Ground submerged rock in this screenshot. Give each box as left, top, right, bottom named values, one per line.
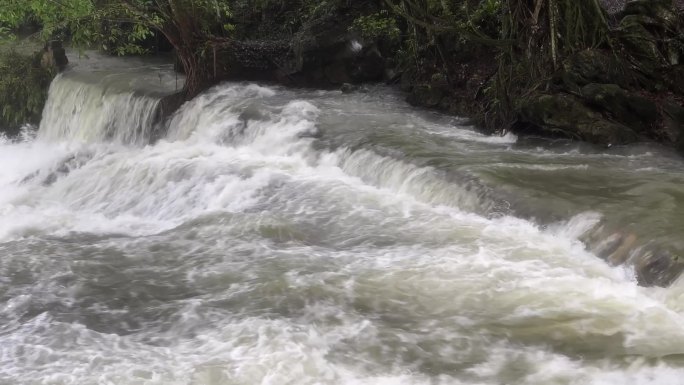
left=635, top=249, right=684, bottom=287
left=587, top=229, right=684, bottom=287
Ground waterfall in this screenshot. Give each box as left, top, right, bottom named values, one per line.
left=38, top=74, right=162, bottom=145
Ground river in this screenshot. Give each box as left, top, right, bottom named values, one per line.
left=1, top=57, right=684, bottom=384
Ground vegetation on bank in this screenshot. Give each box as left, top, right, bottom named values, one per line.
left=0, top=48, right=53, bottom=134
left=0, top=0, right=682, bottom=149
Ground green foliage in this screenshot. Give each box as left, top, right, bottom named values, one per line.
left=351, top=11, right=401, bottom=41
left=0, top=49, right=52, bottom=132
left=0, top=0, right=93, bottom=39
left=466, top=0, right=502, bottom=38
left=0, top=0, right=236, bottom=55
left=100, top=22, right=154, bottom=56
left=386, top=0, right=613, bottom=131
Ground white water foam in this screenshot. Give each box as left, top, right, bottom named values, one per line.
left=1, top=78, right=684, bottom=384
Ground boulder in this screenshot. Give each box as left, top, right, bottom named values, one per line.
left=348, top=46, right=385, bottom=83
left=561, top=49, right=635, bottom=90
left=324, top=61, right=351, bottom=84
left=621, top=0, right=679, bottom=28
left=517, top=93, right=639, bottom=145
left=635, top=249, right=684, bottom=287
left=340, top=83, right=358, bottom=93
left=616, top=0, right=683, bottom=71
left=617, top=15, right=668, bottom=70
left=662, top=65, right=684, bottom=93
left=406, top=84, right=445, bottom=108
left=662, top=100, right=684, bottom=146
left=399, top=68, right=416, bottom=92
left=580, top=83, right=658, bottom=133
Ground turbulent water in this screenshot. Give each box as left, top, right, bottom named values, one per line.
left=2, top=60, right=684, bottom=384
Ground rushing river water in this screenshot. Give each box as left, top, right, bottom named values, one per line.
left=1, top=59, right=684, bottom=384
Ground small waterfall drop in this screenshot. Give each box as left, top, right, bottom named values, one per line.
left=38, top=74, right=163, bottom=144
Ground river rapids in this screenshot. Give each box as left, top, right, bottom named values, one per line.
left=1, top=58, right=684, bottom=385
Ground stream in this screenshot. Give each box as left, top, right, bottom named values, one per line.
left=1, top=56, right=684, bottom=385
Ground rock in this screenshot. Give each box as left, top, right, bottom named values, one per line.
left=662, top=100, right=684, bottom=146
left=517, top=93, right=639, bottom=145
left=622, top=0, right=679, bottom=28
left=581, top=83, right=658, bottom=133
left=662, top=65, right=684, bottom=93
left=324, top=61, right=351, bottom=84
left=561, top=49, right=635, bottom=90
left=40, top=40, right=68, bottom=72
left=399, top=68, right=416, bottom=92
left=616, top=0, right=683, bottom=71
left=635, top=249, right=684, bottom=287
left=406, top=84, right=444, bottom=108
left=340, top=83, right=358, bottom=93
left=384, top=67, right=399, bottom=83
left=348, top=46, right=385, bottom=83
left=282, top=3, right=386, bottom=87
left=617, top=15, right=667, bottom=70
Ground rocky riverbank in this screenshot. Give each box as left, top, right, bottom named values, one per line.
left=400, top=0, right=684, bottom=151
left=197, top=0, right=684, bottom=152
left=3, top=1, right=681, bottom=151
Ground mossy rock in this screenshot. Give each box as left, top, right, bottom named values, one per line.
left=622, top=0, right=679, bottom=28
left=561, top=49, right=635, bottom=90
left=517, top=92, right=639, bottom=145
left=618, top=15, right=668, bottom=70
left=581, top=83, right=658, bottom=133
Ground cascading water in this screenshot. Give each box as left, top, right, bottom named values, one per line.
left=39, top=75, right=161, bottom=144
left=1, top=60, right=684, bottom=385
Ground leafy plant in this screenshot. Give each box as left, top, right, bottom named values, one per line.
left=351, top=11, right=401, bottom=42
left=0, top=49, right=52, bottom=133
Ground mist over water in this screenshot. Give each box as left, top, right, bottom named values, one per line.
left=1, top=66, right=684, bottom=384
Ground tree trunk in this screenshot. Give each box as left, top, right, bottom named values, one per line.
left=175, top=45, right=210, bottom=100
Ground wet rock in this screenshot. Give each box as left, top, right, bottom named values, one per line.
left=517, top=93, right=639, bottom=145
left=662, top=65, right=684, bottom=93
left=324, top=61, right=351, bottom=84
left=617, top=15, right=667, bottom=70
left=581, top=83, right=658, bottom=133
left=399, top=68, right=416, bottom=92
left=600, top=232, right=638, bottom=265
left=340, top=83, right=358, bottom=93
left=406, top=84, right=444, bottom=108
left=586, top=228, right=684, bottom=287
left=621, top=0, right=679, bottom=27
left=561, top=49, right=635, bottom=90
left=348, top=46, right=385, bottom=83
left=616, top=0, right=683, bottom=75
left=662, top=100, right=684, bottom=148
left=635, top=249, right=684, bottom=287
